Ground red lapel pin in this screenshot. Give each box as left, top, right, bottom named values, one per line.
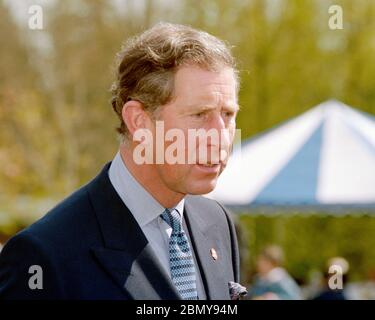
left=210, top=248, right=218, bottom=260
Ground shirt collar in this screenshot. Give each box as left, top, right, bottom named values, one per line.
left=108, top=151, right=185, bottom=228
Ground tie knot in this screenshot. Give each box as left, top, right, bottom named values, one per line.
left=161, top=208, right=182, bottom=232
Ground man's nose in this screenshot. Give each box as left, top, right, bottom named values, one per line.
left=209, top=112, right=226, bottom=132
left=205, top=113, right=226, bottom=147
left=207, top=113, right=232, bottom=161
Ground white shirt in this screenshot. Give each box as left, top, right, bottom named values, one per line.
left=108, top=151, right=206, bottom=299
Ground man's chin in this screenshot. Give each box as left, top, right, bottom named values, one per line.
left=187, top=180, right=218, bottom=195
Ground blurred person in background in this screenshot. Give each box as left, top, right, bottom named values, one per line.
left=312, top=257, right=349, bottom=300
left=247, top=245, right=302, bottom=300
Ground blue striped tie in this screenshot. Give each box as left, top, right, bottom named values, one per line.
left=161, top=208, right=198, bottom=300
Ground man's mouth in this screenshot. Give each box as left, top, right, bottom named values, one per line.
left=195, top=162, right=222, bottom=174
left=199, top=163, right=219, bottom=167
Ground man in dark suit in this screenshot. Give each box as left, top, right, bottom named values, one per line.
left=0, top=22, right=241, bottom=300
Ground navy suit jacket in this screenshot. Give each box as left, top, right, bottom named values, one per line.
left=0, top=163, right=239, bottom=299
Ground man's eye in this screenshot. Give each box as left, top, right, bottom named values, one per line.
left=223, top=111, right=234, bottom=118
left=193, top=112, right=205, bottom=118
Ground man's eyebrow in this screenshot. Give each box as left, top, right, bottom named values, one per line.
left=230, top=104, right=241, bottom=111
left=182, top=104, right=216, bottom=113
left=185, top=103, right=240, bottom=112
left=222, top=103, right=241, bottom=112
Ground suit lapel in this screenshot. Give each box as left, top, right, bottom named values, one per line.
left=87, top=163, right=180, bottom=300
left=184, top=197, right=231, bottom=300
left=91, top=245, right=180, bottom=300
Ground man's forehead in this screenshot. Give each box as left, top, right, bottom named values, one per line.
left=173, top=66, right=237, bottom=102
left=184, top=92, right=238, bottom=109
left=174, top=65, right=236, bottom=88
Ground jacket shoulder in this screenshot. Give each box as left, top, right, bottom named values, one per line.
left=26, top=185, right=95, bottom=243
left=8, top=180, right=101, bottom=265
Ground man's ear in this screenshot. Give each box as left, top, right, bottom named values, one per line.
left=121, top=100, right=149, bottom=137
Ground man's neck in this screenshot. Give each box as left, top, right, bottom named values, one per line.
left=119, top=144, right=185, bottom=208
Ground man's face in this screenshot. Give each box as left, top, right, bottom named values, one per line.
left=149, top=65, right=239, bottom=195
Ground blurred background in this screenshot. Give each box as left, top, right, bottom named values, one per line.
left=1, top=0, right=375, bottom=299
